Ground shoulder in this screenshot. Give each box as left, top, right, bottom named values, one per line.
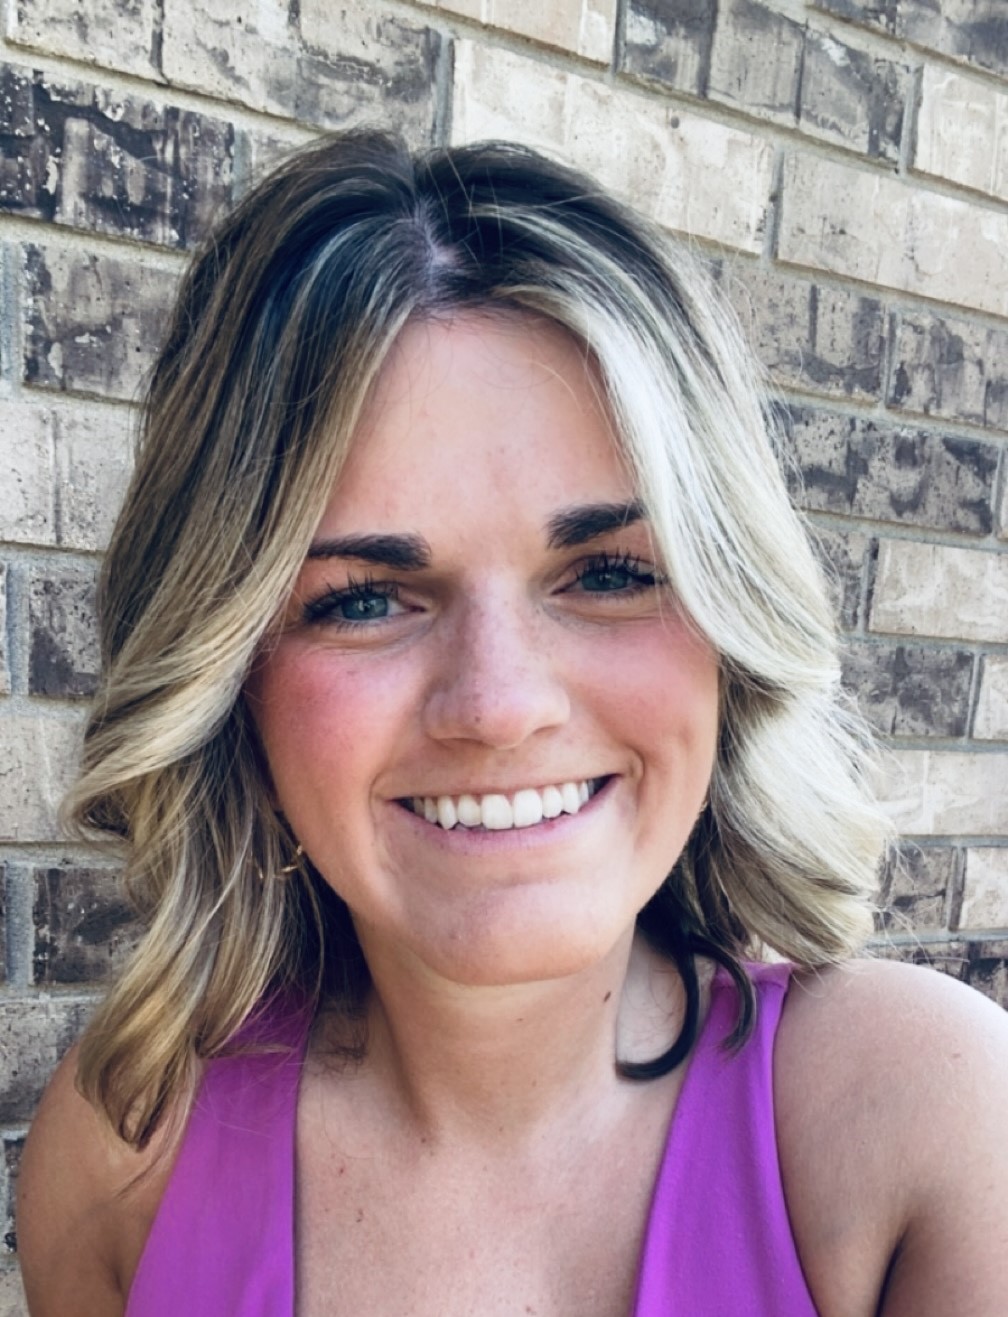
left=17, top=1045, right=178, bottom=1317
left=774, top=957, right=1008, bottom=1315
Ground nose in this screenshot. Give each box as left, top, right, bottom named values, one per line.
left=422, top=594, right=571, bottom=749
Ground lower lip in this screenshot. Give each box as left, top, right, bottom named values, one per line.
left=389, top=778, right=615, bottom=853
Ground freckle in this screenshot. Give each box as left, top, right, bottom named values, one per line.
left=338, top=1164, right=346, bottom=1175
left=356, top=1208, right=364, bottom=1224
left=603, top=991, right=612, bottom=1002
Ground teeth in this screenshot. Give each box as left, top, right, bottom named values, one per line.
left=409, top=779, right=602, bottom=831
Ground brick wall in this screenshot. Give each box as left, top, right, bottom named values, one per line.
left=1, top=0, right=1007, bottom=1304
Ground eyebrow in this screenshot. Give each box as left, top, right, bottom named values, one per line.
left=306, top=532, right=432, bottom=571
left=545, top=499, right=645, bottom=549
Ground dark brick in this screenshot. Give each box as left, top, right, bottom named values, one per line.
left=808, top=522, right=868, bottom=630
left=33, top=866, right=137, bottom=984
left=800, top=29, right=907, bottom=162
left=296, top=15, right=441, bottom=138
left=888, top=310, right=1008, bottom=433
left=787, top=408, right=997, bottom=535
left=0, top=996, right=92, bottom=1122
left=720, top=262, right=884, bottom=398
left=621, top=0, right=717, bottom=96
left=811, top=0, right=1008, bottom=80
left=966, top=938, right=1008, bottom=1008
left=0, top=63, right=234, bottom=248
left=1, top=1135, right=22, bottom=1256
left=841, top=641, right=974, bottom=738
left=878, top=842, right=956, bottom=931
left=28, top=566, right=100, bottom=698
left=0, top=865, right=6, bottom=985
left=709, top=0, right=803, bottom=120
left=22, top=244, right=179, bottom=400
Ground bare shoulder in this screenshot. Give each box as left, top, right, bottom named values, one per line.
left=774, top=957, right=1008, bottom=1316
left=17, top=1045, right=175, bottom=1317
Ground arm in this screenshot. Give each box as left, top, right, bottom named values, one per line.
left=874, top=971, right=1008, bottom=1315
left=777, top=958, right=1008, bottom=1317
left=17, top=1046, right=169, bottom=1317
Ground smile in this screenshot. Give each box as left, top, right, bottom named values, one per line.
left=400, top=778, right=607, bottom=831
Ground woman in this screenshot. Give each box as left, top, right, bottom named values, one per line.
left=17, top=131, right=1008, bottom=1315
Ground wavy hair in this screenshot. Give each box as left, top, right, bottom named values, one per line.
left=68, top=130, right=889, bottom=1145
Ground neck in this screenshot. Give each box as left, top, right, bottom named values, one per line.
left=344, top=931, right=689, bottom=1150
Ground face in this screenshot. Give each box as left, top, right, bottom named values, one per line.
left=246, top=314, right=719, bottom=988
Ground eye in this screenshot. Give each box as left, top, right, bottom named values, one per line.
left=570, top=552, right=662, bottom=595
left=303, top=576, right=406, bottom=628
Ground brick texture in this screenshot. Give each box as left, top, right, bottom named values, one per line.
left=719, top=263, right=884, bottom=399
left=882, top=750, right=1008, bottom=836
left=6, top=0, right=160, bottom=80
left=841, top=641, right=973, bottom=738
left=974, top=656, right=1008, bottom=741
left=878, top=842, right=956, bottom=931
left=1, top=1136, right=22, bottom=1256
left=162, top=1, right=440, bottom=143
left=452, top=40, right=775, bottom=252
left=870, top=542, right=1008, bottom=643
left=431, top=0, right=617, bottom=63
left=22, top=245, right=180, bottom=401
left=0, top=997, right=91, bottom=1122
left=787, top=408, right=998, bottom=535
left=960, top=849, right=1008, bottom=929
left=778, top=152, right=1008, bottom=317
left=27, top=566, right=100, bottom=699
left=624, top=1, right=908, bottom=161
left=914, top=64, right=1008, bottom=202
left=0, top=65, right=234, bottom=249
left=887, top=309, right=1008, bottom=432
left=0, top=715, right=82, bottom=843
left=0, top=566, right=9, bottom=698
left=33, top=867, right=138, bottom=984
left=811, top=1, right=1008, bottom=81
left=810, top=523, right=868, bottom=630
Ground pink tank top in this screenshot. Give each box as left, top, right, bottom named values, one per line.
left=126, top=962, right=818, bottom=1315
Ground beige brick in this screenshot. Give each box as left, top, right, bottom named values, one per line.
left=974, top=655, right=1008, bottom=741
left=161, top=0, right=296, bottom=112
left=163, top=1, right=439, bottom=142
left=55, top=407, right=134, bottom=552
left=882, top=749, right=1008, bottom=836
left=778, top=153, right=1008, bottom=318
left=0, top=565, right=8, bottom=697
left=0, top=404, right=55, bottom=546
left=0, top=714, right=83, bottom=843
left=0, top=1266, right=27, bottom=1317
left=452, top=42, right=774, bottom=253
left=914, top=64, right=1008, bottom=202
left=870, top=541, right=1008, bottom=643
left=960, top=848, right=1008, bottom=929
left=430, top=0, right=617, bottom=64
left=6, top=0, right=159, bottom=80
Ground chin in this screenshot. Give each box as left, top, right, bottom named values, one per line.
left=407, top=894, right=634, bottom=988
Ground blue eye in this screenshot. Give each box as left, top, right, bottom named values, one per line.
left=573, top=553, right=660, bottom=594
left=303, top=576, right=403, bottom=627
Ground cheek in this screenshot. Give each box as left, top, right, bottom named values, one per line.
left=247, top=649, right=411, bottom=809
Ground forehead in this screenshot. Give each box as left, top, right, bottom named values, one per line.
left=315, top=313, right=636, bottom=541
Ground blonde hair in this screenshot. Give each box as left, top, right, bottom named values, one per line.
left=69, top=130, right=888, bottom=1143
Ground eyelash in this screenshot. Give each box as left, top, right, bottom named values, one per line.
left=301, top=551, right=664, bottom=630
left=302, top=574, right=402, bottom=629
left=570, top=551, right=664, bottom=594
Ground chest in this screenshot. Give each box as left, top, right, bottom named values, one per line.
left=293, top=1079, right=681, bottom=1317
